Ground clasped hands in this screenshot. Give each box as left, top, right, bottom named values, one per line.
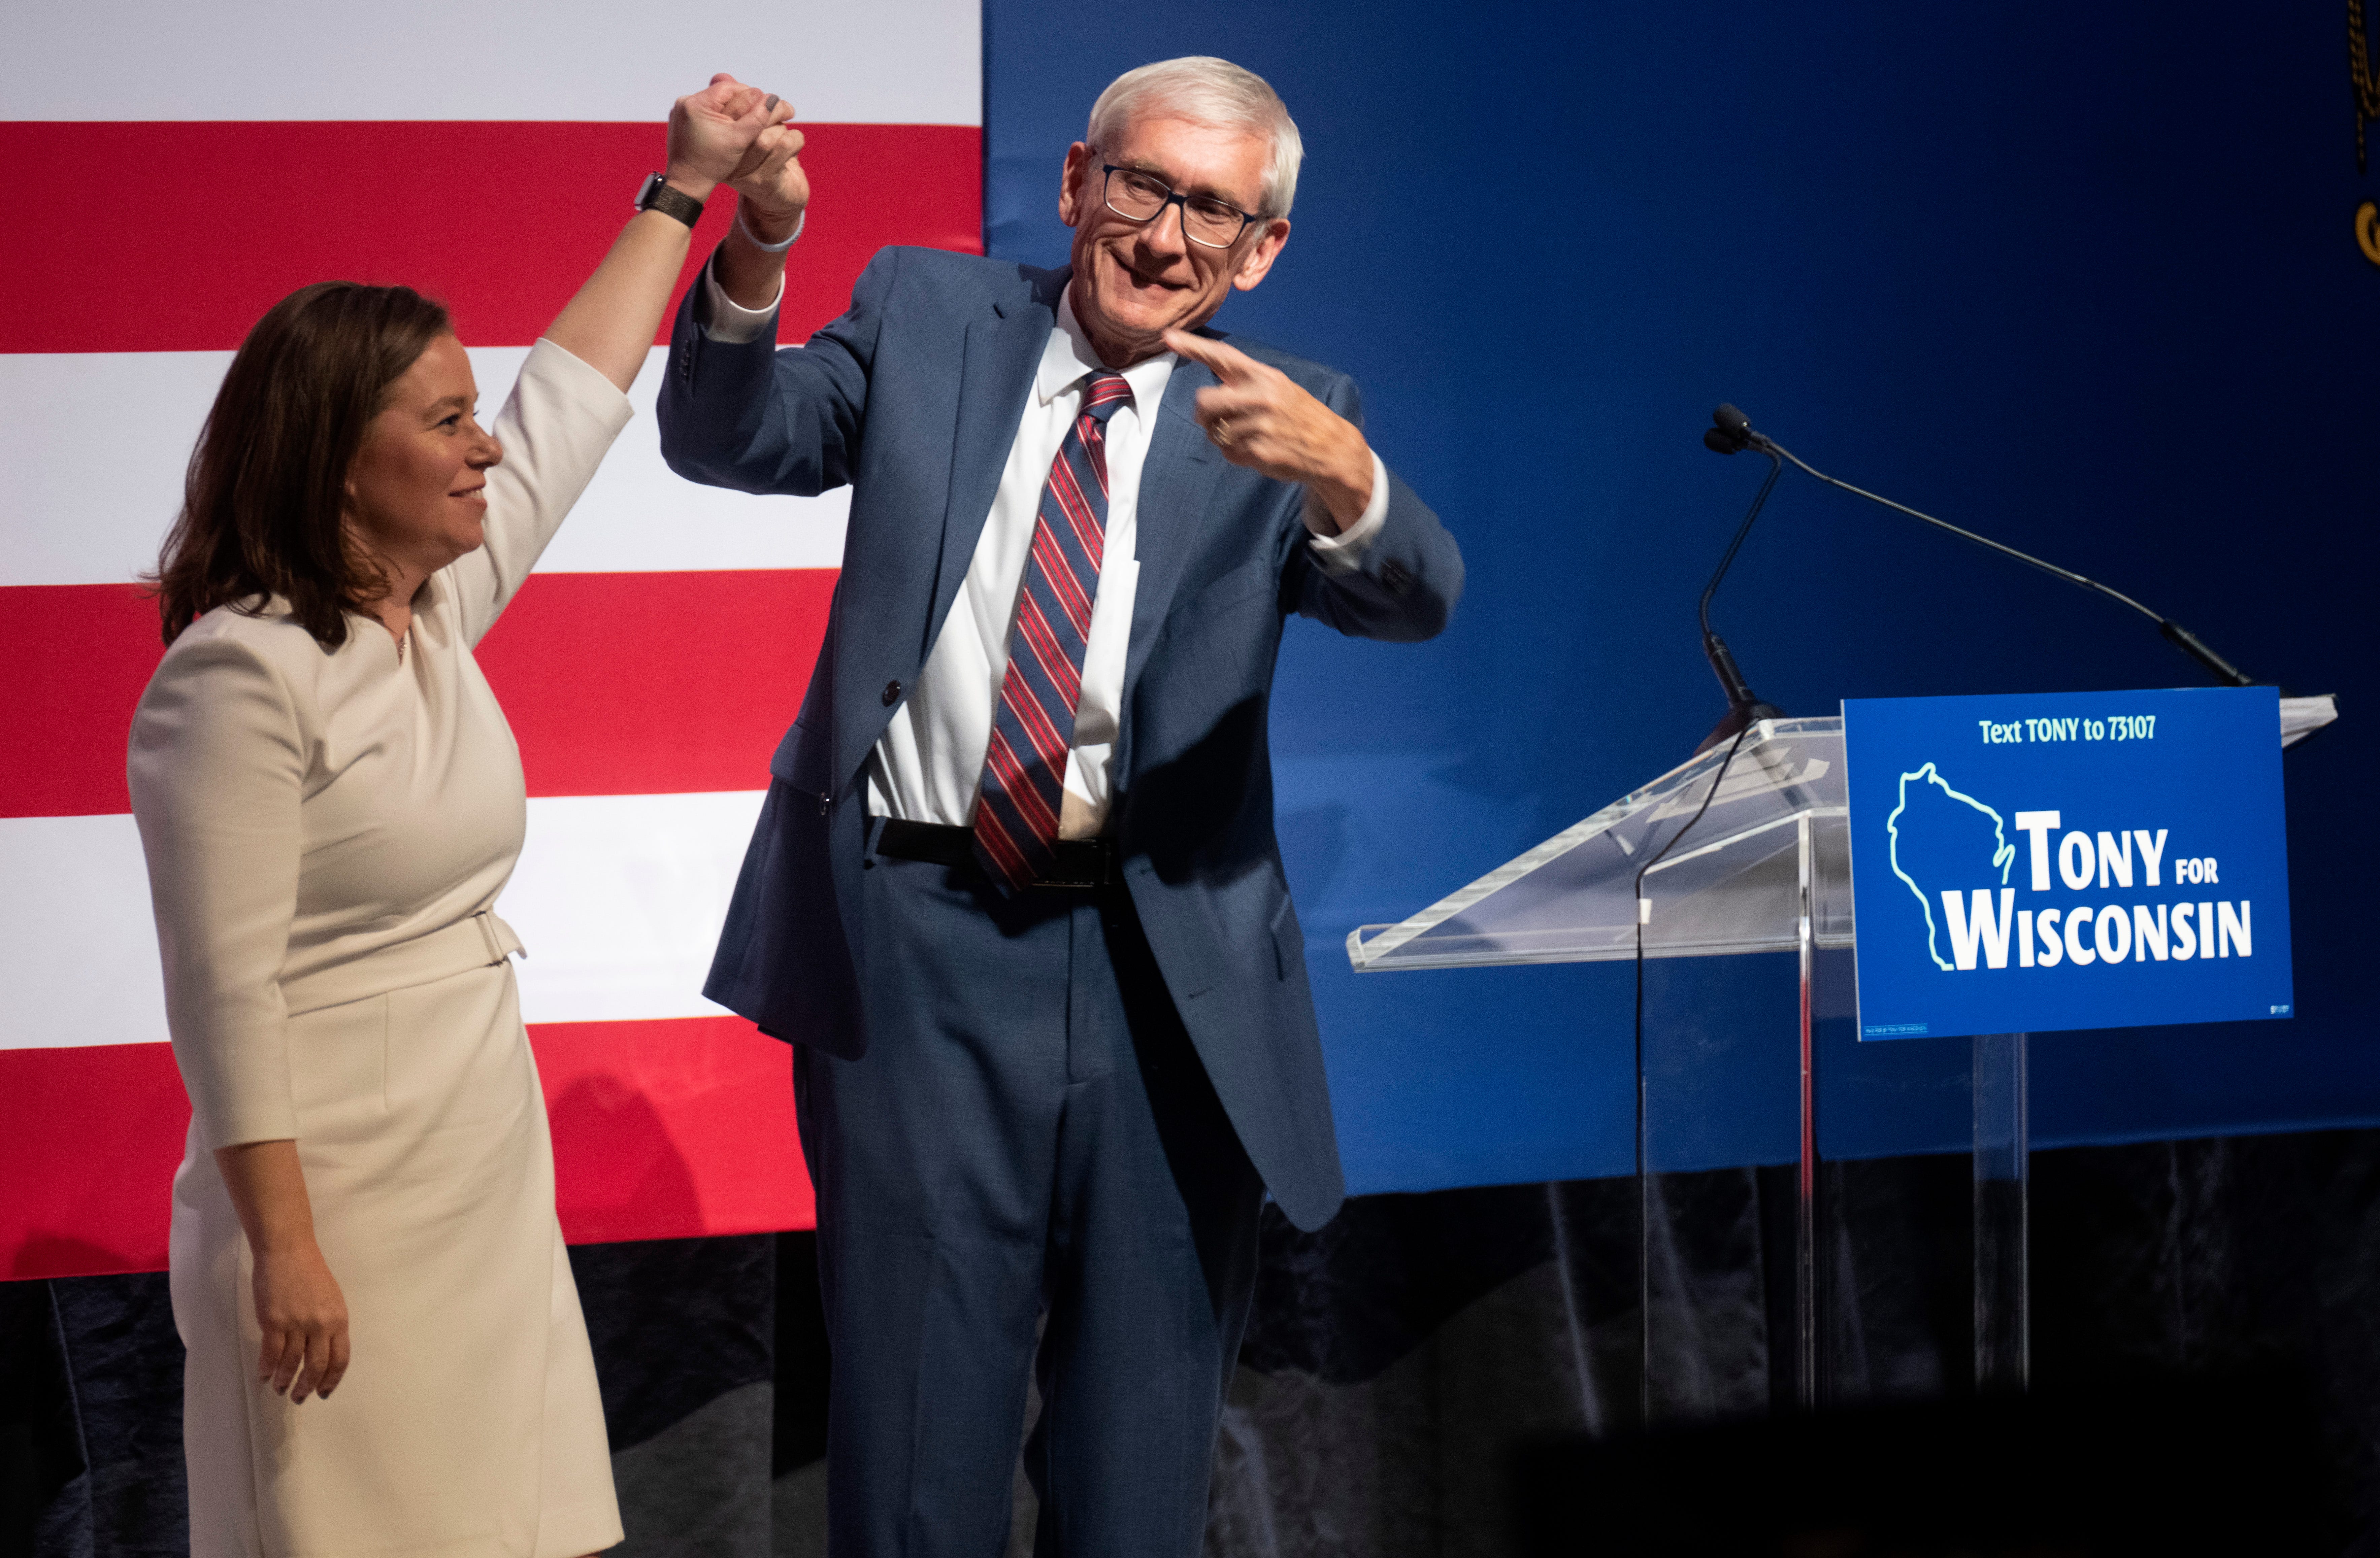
left=663, top=73, right=808, bottom=244
left=1164, top=329, right=1377, bottom=534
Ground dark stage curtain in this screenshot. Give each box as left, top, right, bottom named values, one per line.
left=8, top=1127, right=2379, bottom=1557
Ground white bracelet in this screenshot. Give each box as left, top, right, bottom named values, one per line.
left=736, top=204, right=804, bottom=253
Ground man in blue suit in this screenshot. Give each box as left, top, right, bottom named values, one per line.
left=660, top=57, right=1461, bottom=1555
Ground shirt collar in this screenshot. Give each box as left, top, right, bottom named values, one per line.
left=1038, top=286, right=1175, bottom=414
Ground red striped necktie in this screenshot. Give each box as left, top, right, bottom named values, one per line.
left=972, top=370, right=1134, bottom=889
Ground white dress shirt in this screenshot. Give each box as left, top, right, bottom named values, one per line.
left=701, top=259, right=1389, bottom=838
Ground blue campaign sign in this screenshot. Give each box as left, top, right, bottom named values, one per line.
left=1840, top=687, right=2292, bottom=1042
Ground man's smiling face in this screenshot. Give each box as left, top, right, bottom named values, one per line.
left=1058, top=113, right=1290, bottom=368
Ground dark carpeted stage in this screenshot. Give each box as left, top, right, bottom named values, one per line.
left=12, top=1125, right=2377, bottom=1555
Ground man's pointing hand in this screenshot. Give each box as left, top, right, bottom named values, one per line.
left=1163, top=329, right=1375, bottom=533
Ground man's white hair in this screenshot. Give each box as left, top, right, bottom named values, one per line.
left=1085, top=57, right=1304, bottom=217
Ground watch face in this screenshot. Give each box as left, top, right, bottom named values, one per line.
left=635, top=171, right=664, bottom=208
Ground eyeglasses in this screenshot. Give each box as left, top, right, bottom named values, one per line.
left=1099, top=164, right=1263, bottom=248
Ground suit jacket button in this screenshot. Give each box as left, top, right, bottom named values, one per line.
left=882, top=680, right=903, bottom=706
left=1381, top=559, right=1413, bottom=598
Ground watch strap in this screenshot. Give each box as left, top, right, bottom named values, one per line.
left=635, top=172, right=706, bottom=229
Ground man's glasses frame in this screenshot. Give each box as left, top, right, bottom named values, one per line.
left=1098, top=164, right=1264, bottom=248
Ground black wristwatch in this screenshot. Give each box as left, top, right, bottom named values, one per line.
left=634, top=172, right=706, bottom=229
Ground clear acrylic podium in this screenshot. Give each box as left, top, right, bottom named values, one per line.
left=1347, top=699, right=2336, bottom=1416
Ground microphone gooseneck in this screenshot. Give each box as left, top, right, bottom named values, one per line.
left=1698, top=403, right=2258, bottom=690
left=1692, top=406, right=1785, bottom=755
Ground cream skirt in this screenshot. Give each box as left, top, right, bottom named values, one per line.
left=172, top=960, right=621, bottom=1558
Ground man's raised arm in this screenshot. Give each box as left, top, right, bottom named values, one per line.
left=655, top=113, right=885, bottom=503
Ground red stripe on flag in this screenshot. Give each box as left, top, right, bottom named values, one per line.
left=0, top=1042, right=189, bottom=1281
left=0, top=569, right=832, bottom=817
left=474, top=569, right=833, bottom=798
left=537, top=1016, right=812, bottom=1246
left=0, top=1018, right=815, bottom=1282
left=0, top=121, right=981, bottom=354
left=0, top=584, right=164, bottom=818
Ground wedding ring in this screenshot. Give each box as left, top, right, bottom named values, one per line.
left=1213, top=418, right=1233, bottom=446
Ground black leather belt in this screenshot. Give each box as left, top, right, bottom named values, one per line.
left=874, top=819, right=1117, bottom=890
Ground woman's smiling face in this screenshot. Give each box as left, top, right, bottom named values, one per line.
left=344, top=333, right=503, bottom=595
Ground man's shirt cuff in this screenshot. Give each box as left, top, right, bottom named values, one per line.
left=698, top=253, right=786, bottom=344
left=1303, top=451, right=1391, bottom=575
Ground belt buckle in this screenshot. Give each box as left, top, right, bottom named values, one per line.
left=1032, top=839, right=1111, bottom=891
left=471, top=909, right=507, bottom=964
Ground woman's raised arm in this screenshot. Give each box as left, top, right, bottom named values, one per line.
left=542, top=74, right=799, bottom=392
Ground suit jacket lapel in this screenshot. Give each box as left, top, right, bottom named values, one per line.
left=922, top=271, right=1065, bottom=658
left=1118, top=361, right=1225, bottom=758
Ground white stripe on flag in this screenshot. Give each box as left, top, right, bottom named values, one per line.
left=0, top=347, right=847, bottom=588
left=0, top=812, right=169, bottom=1051
left=3, top=0, right=979, bottom=125
left=0, top=790, right=767, bottom=1051
left=504, top=789, right=766, bottom=1025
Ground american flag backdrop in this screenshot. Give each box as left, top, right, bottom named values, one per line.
left=0, top=1, right=982, bottom=1280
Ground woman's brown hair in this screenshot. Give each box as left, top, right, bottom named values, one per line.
left=149, top=281, right=453, bottom=648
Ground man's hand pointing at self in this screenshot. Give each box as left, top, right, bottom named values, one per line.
left=1163, top=328, right=1375, bottom=534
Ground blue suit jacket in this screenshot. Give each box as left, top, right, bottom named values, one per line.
left=657, top=247, right=1462, bottom=1231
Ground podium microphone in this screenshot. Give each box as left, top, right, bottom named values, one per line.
left=1696, top=403, right=2257, bottom=714
left=1691, top=404, right=1786, bottom=754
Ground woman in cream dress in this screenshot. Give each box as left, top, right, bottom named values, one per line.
left=128, top=77, right=808, bottom=1558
